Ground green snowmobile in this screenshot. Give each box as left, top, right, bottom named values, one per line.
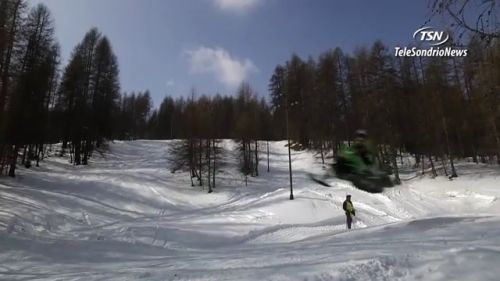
left=332, top=144, right=393, bottom=193
left=309, top=130, right=394, bottom=192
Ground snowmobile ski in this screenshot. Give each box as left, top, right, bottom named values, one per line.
left=308, top=173, right=332, bottom=187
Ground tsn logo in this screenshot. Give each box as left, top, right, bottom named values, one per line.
left=413, top=27, right=450, bottom=46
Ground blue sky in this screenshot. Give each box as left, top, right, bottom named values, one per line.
left=32, top=0, right=436, bottom=106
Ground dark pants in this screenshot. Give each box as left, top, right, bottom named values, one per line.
left=346, top=214, right=353, bottom=229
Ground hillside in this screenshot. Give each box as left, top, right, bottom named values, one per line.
left=1, top=140, right=499, bottom=281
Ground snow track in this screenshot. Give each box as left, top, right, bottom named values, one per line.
left=1, top=140, right=500, bottom=280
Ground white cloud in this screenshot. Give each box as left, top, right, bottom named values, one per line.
left=212, top=0, right=262, bottom=12
left=166, top=79, right=175, bottom=87
left=185, top=46, right=257, bottom=89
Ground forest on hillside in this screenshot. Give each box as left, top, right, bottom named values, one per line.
left=0, top=0, right=499, bottom=188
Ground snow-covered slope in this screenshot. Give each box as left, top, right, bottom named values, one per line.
left=0, top=140, right=499, bottom=280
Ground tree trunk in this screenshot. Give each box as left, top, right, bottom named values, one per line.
left=198, top=139, right=202, bottom=186
left=320, top=142, right=325, bottom=164
left=244, top=142, right=248, bottom=186
left=82, top=140, right=88, bottom=165
left=471, top=145, right=478, bottom=164
left=254, top=140, right=259, bottom=177
left=332, top=140, right=336, bottom=164
left=390, top=147, right=401, bottom=184
left=21, top=145, right=27, bottom=165
left=24, top=145, right=32, bottom=168
left=415, top=153, right=420, bottom=168
left=489, top=117, right=500, bottom=166
left=441, top=156, right=449, bottom=177
left=421, top=154, right=425, bottom=175
left=442, top=117, right=457, bottom=178
left=248, top=141, right=253, bottom=176
left=170, top=115, right=174, bottom=139
left=36, top=144, right=42, bottom=167
left=207, top=138, right=212, bottom=193
left=189, top=139, right=194, bottom=186
left=449, top=155, right=458, bottom=178
left=212, top=139, right=216, bottom=189
left=74, top=141, right=81, bottom=165
left=0, top=145, right=5, bottom=176
left=61, top=141, right=67, bottom=156
left=8, top=145, right=19, bottom=177
left=83, top=139, right=92, bottom=165
left=0, top=0, right=23, bottom=113
left=286, top=101, right=293, bottom=200
left=455, top=127, right=465, bottom=158
left=267, top=140, right=270, bottom=173
left=429, top=156, right=437, bottom=178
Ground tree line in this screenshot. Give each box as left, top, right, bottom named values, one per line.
left=150, top=84, right=273, bottom=192
left=268, top=38, right=500, bottom=181
left=0, top=0, right=149, bottom=176
left=147, top=39, right=499, bottom=189
left=1, top=0, right=498, bottom=189
left=1, top=1, right=60, bottom=176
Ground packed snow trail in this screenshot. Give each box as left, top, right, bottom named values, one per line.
left=0, top=140, right=500, bottom=280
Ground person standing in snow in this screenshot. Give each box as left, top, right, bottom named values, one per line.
left=343, top=195, right=355, bottom=229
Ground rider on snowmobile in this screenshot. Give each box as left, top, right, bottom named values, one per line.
left=332, top=129, right=392, bottom=193
left=352, top=129, right=376, bottom=168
